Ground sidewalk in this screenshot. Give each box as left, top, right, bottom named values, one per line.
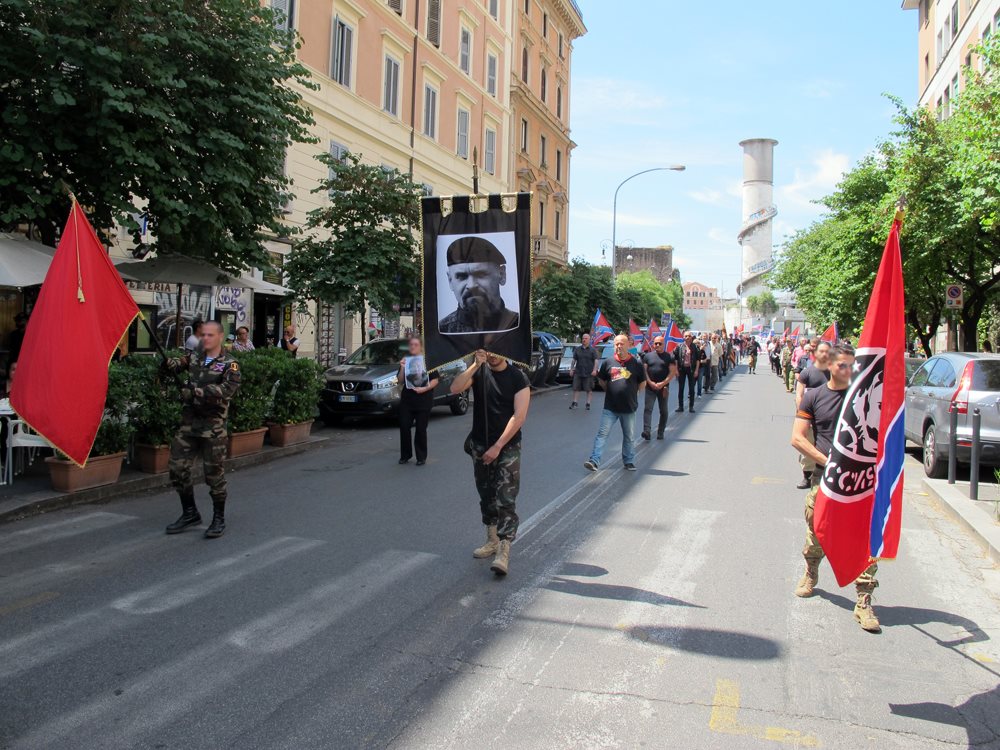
left=921, top=465, right=1000, bottom=565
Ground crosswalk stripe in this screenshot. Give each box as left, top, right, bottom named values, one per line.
left=0, top=512, right=136, bottom=555
left=15, top=549, right=438, bottom=748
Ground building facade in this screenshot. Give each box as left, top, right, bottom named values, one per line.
left=683, top=281, right=724, bottom=332
left=510, top=0, right=586, bottom=270
left=613, top=245, right=674, bottom=283
left=903, top=0, right=1000, bottom=116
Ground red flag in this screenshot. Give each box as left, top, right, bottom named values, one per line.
left=790, top=325, right=800, bottom=337
left=647, top=318, right=662, bottom=341
left=814, top=219, right=906, bottom=586
left=737, top=323, right=745, bottom=334
left=10, top=201, right=139, bottom=466
left=590, top=309, right=614, bottom=344
left=628, top=319, right=649, bottom=352
left=820, top=322, right=839, bottom=343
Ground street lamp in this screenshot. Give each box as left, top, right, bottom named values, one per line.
left=612, top=165, right=686, bottom=281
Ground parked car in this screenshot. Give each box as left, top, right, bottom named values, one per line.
left=557, top=343, right=580, bottom=383
left=319, top=339, right=469, bottom=425
left=904, top=352, right=1000, bottom=477
left=905, top=356, right=924, bottom=382
left=529, top=331, right=564, bottom=387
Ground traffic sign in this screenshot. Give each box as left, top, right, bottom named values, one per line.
left=945, top=284, right=964, bottom=309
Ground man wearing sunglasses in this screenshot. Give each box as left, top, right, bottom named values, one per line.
left=640, top=335, right=677, bottom=440
left=791, top=344, right=881, bottom=633
left=674, top=331, right=701, bottom=413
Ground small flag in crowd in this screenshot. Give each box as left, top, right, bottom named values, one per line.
left=820, top=322, right=840, bottom=343
left=790, top=325, right=801, bottom=337
left=10, top=199, right=140, bottom=466
left=647, top=318, right=662, bottom=341
left=628, top=319, right=648, bottom=352
left=665, top=319, right=685, bottom=353
left=591, top=308, right=614, bottom=344
left=814, top=216, right=906, bottom=587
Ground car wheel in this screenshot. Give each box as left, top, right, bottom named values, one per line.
left=923, top=424, right=946, bottom=478
left=450, top=391, right=469, bottom=415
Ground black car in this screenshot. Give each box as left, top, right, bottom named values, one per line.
left=319, top=339, right=469, bottom=425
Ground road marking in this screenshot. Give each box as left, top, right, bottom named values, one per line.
left=751, top=476, right=785, bottom=485
left=709, top=678, right=821, bottom=747
left=0, top=512, right=136, bottom=554
left=0, top=591, right=59, bottom=617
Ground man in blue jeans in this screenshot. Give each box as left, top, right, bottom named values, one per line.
left=585, top=334, right=645, bottom=472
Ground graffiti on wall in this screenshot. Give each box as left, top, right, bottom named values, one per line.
left=215, top=286, right=249, bottom=325
left=154, top=285, right=212, bottom=345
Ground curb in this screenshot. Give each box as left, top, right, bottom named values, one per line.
left=0, top=435, right=333, bottom=526
left=921, top=475, right=1000, bottom=566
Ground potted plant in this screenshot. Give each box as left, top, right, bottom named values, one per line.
left=124, top=353, right=183, bottom=473
left=227, top=348, right=272, bottom=457
left=268, top=354, right=323, bottom=447
left=46, top=361, right=139, bottom=492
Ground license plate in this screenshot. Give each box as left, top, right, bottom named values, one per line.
left=339, top=395, right=358, bottom=403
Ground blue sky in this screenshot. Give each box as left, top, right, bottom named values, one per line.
left=567, top=1, right=917, bottom=296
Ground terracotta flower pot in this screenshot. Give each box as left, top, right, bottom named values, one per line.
left=46, top=452, right=126, bottom=493
left=268, top=420, right=314, bottom=447
left=227, top=427, right=267, bottom=458
left=136, top=443, right=171, bottom=474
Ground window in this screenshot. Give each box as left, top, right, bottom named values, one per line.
left=521, top=47, right=529, bottom=83
left=520, top=118, right=528, bottom=152
left=556, top=85, right=562, bottom=118
left=950, top=2, right=959, bottom=42
left=489, top=0, right=498, bottom=20
left=421, top=183, right=434, bottom=197
left=387, top=0, right=402, bottom=14
left=423, top=84, right=438, bottom=139
left=555, top=149, right=562, bottom=181
left=426, top=0, right=441, bottom=46
left=554, top=210, right=561, bottom=241
left=487, top=53, right=498, bottom=96
left=331, top=16, right=353, bottom=87
left=540, top=67, right=547, bottom=102
left=328, top=140, right=349, bottom=195
left=927, top=359, right=956, bottom=388
left=542, top=12, right=548, bottom=37
left=937, top=30, right=943, bottom=63
left=538, top=200, right=545, bottom=235
left=383, top=55, right=400, bottom=116
left=271, top=0, right=295, bottom=31
left=539, top=134, right=547, bottom=167
left=524, top=0, right=529, bottom=15
left=919, top=0, right=929, bottom=27
left=484, top=127, right=497, bottom=175
left=457, top=108, right=470, bottom=159
left=460, top=27, right=472, bottom=75
left=558, top=32, right=564, bottom=58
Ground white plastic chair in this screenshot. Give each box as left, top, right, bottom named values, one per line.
left=5, top=419, right=52, bottom=485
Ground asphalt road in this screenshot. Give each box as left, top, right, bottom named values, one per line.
left=1, top=363, right=999, bottom=749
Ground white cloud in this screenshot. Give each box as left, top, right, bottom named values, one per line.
left=779, top=150, right=850, bottom=211
left=689, top=189, right=723, bottom=205
left=707, top=227, right=735, bottom=245
left=572, top=76, right=670, bottom=126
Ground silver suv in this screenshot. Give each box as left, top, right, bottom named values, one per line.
left=904, top=352, right=1000, bottom=477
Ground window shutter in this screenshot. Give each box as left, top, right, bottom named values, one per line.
left=343, top=25, right=353, bottom=87
left=457, top=110, right=469, bottom=158
left=427, top=0, right=441, bottom=47
left=388, top=0, right=402, bottom=14
left=271, top=0, right=290, bottom=30
left=487, top=55, right=497, bottom=96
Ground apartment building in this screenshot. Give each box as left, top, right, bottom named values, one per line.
left=903, top=0, right=1000, bottom=116
left=614, top=245, right=674, bottom=284
left=511, top=0, right=586, bottom=270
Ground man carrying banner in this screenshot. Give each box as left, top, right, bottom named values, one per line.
left=791, top=344, right=881, bottom=632
left=450, top=349, right=531, bottom=577
left=164, top=321, right=241, bottom=539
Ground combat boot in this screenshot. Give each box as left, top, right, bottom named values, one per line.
left=854, top=592, right=881, bottom=633
left=490, top=539, right=511, bottom=576
left=166, top=490, right=201, bottom=534
left=473, top=525, right=499, bottom=559
left=794, top=558, right=821, bottom=597
left=204, top=500, right=226, bottom=539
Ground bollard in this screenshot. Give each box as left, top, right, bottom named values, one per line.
left=948, top=407, right=958, bottom=484
left=970, top=408, right=982, bottom=501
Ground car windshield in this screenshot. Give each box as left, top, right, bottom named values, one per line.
left=973, top=361, right=1000, bottom=391
left=345, top=340, right=407, bottom=366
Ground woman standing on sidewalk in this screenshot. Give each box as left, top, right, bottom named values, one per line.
left=398, top=337, right=439, bottom=466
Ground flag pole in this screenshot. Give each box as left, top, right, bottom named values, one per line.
left=138, top=312, right=184, bottom=387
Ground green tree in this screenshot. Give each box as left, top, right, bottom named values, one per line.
left=614, top=270, right=690, bottom=330
left=286, top=153, right=424, bottom=317
left=0, top=0, right=315, bottom=270
left=746, top=290, right=778, bottom=319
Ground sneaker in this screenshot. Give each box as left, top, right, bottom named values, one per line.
left=585, top=403, right=591, bottom=411
left=656, top=433, right=664, bottom=440
left=675, top=407, right=684, bottom=413
left=641, top=431, right=651, bottom=441
left=584, top=460, right=598, bottom=472
left=688, top=406, right=695, bottom=413
left=569, top=402, right=578, bottom=410
left=624, top=463, right=637, bottom=472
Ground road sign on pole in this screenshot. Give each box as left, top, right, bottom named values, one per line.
left=945, top=284, right=964, bottom=309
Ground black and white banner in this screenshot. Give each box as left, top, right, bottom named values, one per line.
left=421, top=193, right=532, bottom=368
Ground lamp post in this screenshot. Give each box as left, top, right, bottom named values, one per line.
left=612, top=165, right=685, bottom=281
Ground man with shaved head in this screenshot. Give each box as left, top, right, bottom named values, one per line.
left=439, top=236, right=520, bottom=334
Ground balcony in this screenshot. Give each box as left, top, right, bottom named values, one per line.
left=532, top=235, right=567, bottom=267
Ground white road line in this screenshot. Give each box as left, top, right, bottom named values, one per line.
left=0, top=512, right=136, bottom=554
left=15, top=549, right=438, bottom=749
left=112, top=537, right=323, bottom=615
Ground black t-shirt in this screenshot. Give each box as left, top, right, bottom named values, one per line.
left=572, top=345, right=598, bottom=376
left=747, top=340, right=760, bottom=355
left=799, top=364, right=831, bottom=390
left=279, top=337, right=299, bottom=357
left=642, top=350, right=674, bottom=382
left=795, top=355, right=813, bottom=374
left=599, top=355, right=645, bottom=414
left=797, top=385, right=848, bottom=458
left=400, top=366, right=440, bottom=410
left=470, top=364, right=530, bottom=448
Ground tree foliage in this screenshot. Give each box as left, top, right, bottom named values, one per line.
left=746, top=290, right=778, bottom=318
left=0, top=0, right=315, bottom=271
left=286, top=153, right=424, bottom=318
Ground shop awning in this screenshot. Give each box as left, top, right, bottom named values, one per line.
left=0, top=233, right=56, bottom=288
left=115, top=255, right=290, bottom=295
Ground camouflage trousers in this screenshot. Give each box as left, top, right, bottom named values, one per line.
left=169, top=431, right=228, bottom=502
left=804, top=480, right=878, bottom=593
left=466, top=437, right=520, bottom=542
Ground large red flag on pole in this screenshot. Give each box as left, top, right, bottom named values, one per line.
left=10, top=200, right=140, bottom=466
left=814, top=215, right=906, bottom=586
left=820, top=322, right=840, bottom=343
